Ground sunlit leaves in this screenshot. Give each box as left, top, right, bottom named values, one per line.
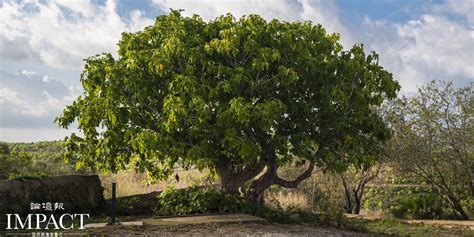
left=56, top=10, right=399, bottom=182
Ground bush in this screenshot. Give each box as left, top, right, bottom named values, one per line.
left=389, top=193, right=444, bottom=219
left=106, top=192, right=161, bottom=216
left=155, top=186, right=248, bottom=216
left=8, top=172, right=47, bottom=181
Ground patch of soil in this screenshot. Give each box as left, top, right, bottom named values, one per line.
left=74, top=222, right=377, bottom=236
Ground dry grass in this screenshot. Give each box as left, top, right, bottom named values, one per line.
left=100, top=170, right=164, bottom=198
left=266, top=190, right=310, bottom=210
left=100, top=168, right=215, bottom=198
left=98, top=167, right=333, bottom=215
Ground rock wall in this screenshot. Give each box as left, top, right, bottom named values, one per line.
left=0, top=175, right=105, bottom=215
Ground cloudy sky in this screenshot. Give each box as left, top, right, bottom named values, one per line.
left=0, top=0, right=473, bottom=142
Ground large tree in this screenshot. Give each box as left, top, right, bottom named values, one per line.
left=56, top=11, right=399, bottom=200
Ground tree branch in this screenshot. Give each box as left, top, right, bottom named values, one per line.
left=274, top=160, right=316, bottom=188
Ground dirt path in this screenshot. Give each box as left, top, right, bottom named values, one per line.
left=79, top=214, right=376, bottom=236
left=79, top=222, right=377, bottom=236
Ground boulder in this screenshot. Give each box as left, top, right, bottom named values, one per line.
left=0, top=175, right=105, bottom=215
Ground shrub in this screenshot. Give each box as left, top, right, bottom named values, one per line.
left=106, top=192, right=161, bottom=216
left=389, top=193, right=444, bottom=219
left=155, top=186, right=248, bottom=216
left=8, top=172, right=47, bottom=181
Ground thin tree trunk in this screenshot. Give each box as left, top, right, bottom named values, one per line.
left=353, top=186, right=364, bottom=214
left=341, top=175, right=353, bottom=214
left=447, top=193, right=470, bottom=220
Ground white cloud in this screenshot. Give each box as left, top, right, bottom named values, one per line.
left=152, top=0, right=303, bottom=21
left=0, top=0, right=354, bottom=70
left=0, top=70, right=80, bottom=126
left=433, top=0, right=474, bottom=25
left=151, top=0, right=353, bottom=47
left=361, top=13, right=474, bottom=93
left=298, top=0, right=353, bottom=46
left=0, top=88, right=58, bottom=117
left=16, top=70, right=36, bottom=77
left=42, top=75, right=52, bottom=83
left=0, top=0, right=154, bottom=69
left=0, top=127, right=79, bottom=142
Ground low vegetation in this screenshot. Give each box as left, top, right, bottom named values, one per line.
left=102, top=185, right=472, bottom=236
left=344, top=218, right=473, bottom=236
left=0, top=141, right=91, bottom=180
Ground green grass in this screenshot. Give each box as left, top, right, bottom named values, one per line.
left=344, top=218, right=473, bottom=236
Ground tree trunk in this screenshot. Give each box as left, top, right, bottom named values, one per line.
left=218, top=143, right=318, bottom=204
left=341, top=176, right=353, bottom=214
left=217, top=162, right=241, bottom=194
left=217, top=154, right=269, bottom=196
left=246, top=180, right=271, bottom=204
left=341, top=166, right=379, bottom=215
left=353, top=189, right=362, bottom=214
left=246, top=157, right=277, bottom=203
left=245, top=144, right=317, bottom=203
left=448, top=196, right=470, bottom=220
left=220, top=177, right=241, bottom=194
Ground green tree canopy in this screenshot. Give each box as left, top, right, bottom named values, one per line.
left=56, top=11, right=399, bottom=199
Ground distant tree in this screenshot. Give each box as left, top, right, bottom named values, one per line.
left=0, top=142, right=10, bottom=155
left=337, top=101, right=394, bottom=214
left=56, top=11, right=399, bottom=201
left=340, top=161, right=383, bottom=214
left=6, top=141, right=86, bottom=178
left=0, top=147, right=33, bottom=180
left=388, top=81, right=473, bottom=220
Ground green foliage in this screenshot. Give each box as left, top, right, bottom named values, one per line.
left=363, top=185, right=460, bottom=219
left=0, top=150, right=36, bottom=179
left=389, top=193, right=445, bottom=219
left=0, top=141, right=89, bottom=180
left=155, top=186, right=248, bottom=216
left=56, top=10, right=399, bottom=191
left=153, top=186, right=337, bottom=225
left=386, top=81, right=473, bottom=219
left=106, top=192, right=160, bottom=216
left=344, top=218, right=474, bottom=236
left=0, top=142, right=9, bottom=155
left=7, top=173, right=47, bottom=181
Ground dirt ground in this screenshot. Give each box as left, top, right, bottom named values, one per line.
left=345, top=213, right=474, bottom=230
left=76, top=222, right=376, bottom=236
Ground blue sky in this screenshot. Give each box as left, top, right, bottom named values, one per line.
left=0, top=0, right=473, bottom=142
